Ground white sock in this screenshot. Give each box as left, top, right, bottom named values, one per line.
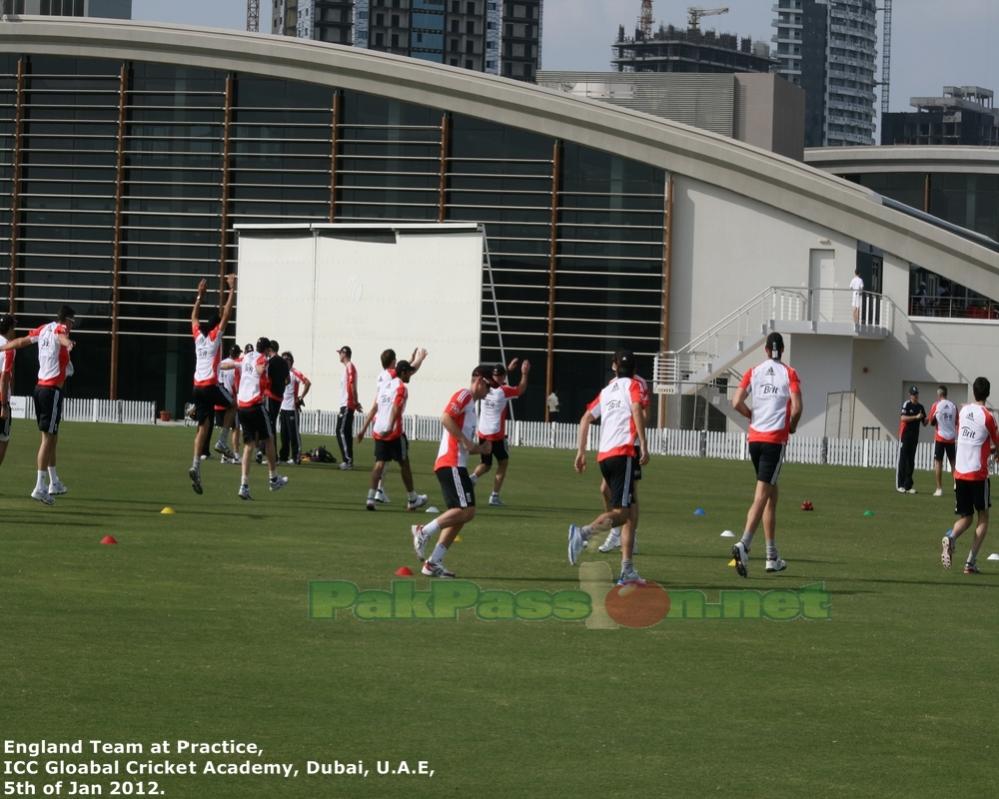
left=192, top=456, right=200, bottom=469
left=47, top=466, right=60, bottom=485
left=407, top=491, right=417, bottom=502
left=35, top=470, right=47, bottom=491
left=422, top=519, right=442, bottom=537
left=469, top=473, right=479, bottom=485
left=429, top=543, right=449, bottom=564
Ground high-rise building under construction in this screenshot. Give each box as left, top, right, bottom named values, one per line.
left=773, top=0, right=877, bottom=147
left=272, top=0, right=542, bottom=82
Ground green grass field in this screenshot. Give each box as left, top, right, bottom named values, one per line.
left=2, top=421, right=997, bottom=799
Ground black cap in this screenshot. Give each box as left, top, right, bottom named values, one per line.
left=909, top=385, right=919, bottom=395
left=338, top=345, right=352, bottom=357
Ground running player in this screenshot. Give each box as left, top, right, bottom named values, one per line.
left=188, top=274, right=236, bottom=494
left=370, top=347, right=428, bottom=503
left=566, top=350, right=650, bottom=585
left=335, top=345, right=360, bottom=470
left=471, top=357, right=529, bottom=506
left=928, top=385, right=957, bottom=497
left=0, top=305, right=77, bottom=504
left=940, top=377, right=999, bottom=574
left=236, top=337, right=289, bottom=499
left=410, top=365, right=495, bottom=578
left=357, top=359, right=427, bottom=511
left=729, top=332, right=802, bottom=577
left=278, top=351, right=310, bottom=464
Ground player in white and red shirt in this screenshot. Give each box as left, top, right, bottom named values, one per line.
left=940, top=377, right=999, bottom=574
left=471, top=357, right=530, bottom=506
left=335, top=345, right=360, bottom=469
left=928, top=385, right=958, bottom=497
left=410, top=364, right=495, bottom=578
left=0, top=305, right=78, bottom=504
left=566, top=350, right=649, bottom=586
left=0, top=314, right=17, bottom=468
left=730, top=332, right=802, bottom=578
left=213, top=344, right=243, bottom=463
left=234, top=336, right=288, bottom=500
left=357, top=360, right=427, bottom=512
left=187, top=274, right=236, bottom=495
left=278, top=351, right=311, bottom=464
left=368, top=346, right=428, bottom=504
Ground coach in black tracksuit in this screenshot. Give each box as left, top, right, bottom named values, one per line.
left=896, top=385, right=927, bottom=493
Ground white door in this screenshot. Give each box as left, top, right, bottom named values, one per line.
left=808, top=249, right=836, bottom=322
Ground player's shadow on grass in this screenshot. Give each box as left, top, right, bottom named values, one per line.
left=848, top=576, right=996, bottom=589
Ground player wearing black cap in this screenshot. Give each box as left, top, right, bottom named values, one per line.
left=896, top=385, right=927, bottom=494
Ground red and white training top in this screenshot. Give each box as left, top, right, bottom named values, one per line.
left=372, top=376, right=407, bottom=441
left=237, top=352, right=269, bottom=408
left=954, top=404, right=999, bottom=481
left=435, top=388, right=477, bottom=470
left=281, top=369, right=307, bottom=412
left=0, top=333, right=14, bottom=400
left=30, top=321, right=71, bottom=388
left=192, top=322, right=222, bottom=388
left=340, top=361, right=360, bottom=410
left=929, top=398, right=958, bottom=443
left=477, top=384, right=521, bottom=440
left=739, top=358, right=801, bottom=445
left=213, top=357, right=238, bottom=410
left=586, top=376, right=644, bottom=462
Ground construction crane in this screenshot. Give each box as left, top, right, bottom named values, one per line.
left=246, top=0, right=259, bottom=32
left=687, top=6, right=729, bottom=32
left=879, top=0, right=892, bottom=114
left=638, top=0, right=653, bottom=39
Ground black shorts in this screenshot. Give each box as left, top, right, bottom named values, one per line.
left=599, top=455, right=635, bottom=509
left=0, top=408, right=11, bottom=443
left=478, top=436, right=509, bottom=467
left=749, top=441, right=786, bottom=485
left=238, top=403, right=273, bottom=443
left=374, top=434, right=408, bottom=463
left=632, top=454, right=642, bottom=482
left=214, top=408, right=228, bottom=426
left=192, top=384, right=230, bottom=424
left=955, top=478, right=990, bottom=517
left=436, top=466, right=476, bottom=509
left=934, top=441, right=956, bottom=463
left=33, top=385, right=64, bottom=434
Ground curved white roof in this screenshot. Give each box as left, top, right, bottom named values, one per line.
left=806, top=146, right=999, bottom=176
left=1, top=15, right=997, bottom=285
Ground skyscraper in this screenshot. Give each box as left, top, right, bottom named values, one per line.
left=773, top=0, right=876, bottom=147
left=272, top=0, right=542, bottom=81
left=1, top=0, right=131, bottom=16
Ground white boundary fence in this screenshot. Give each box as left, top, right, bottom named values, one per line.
left=23, top=398, right=960, bottom=473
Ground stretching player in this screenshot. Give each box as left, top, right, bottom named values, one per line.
left=471, top=358, right=529, bottom=506
left=371, top=347, right=427, bottom=503
left=236, top=337, right=288, bottom=499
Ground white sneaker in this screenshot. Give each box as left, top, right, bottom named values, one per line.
left=941, top=535, right=954, bottom=569
left=268, top=474, right=289, bottom=492
left=616, top=566, right=646, bottom=586
left=567, top=524, right=586, bottom=566
left=406, top=494, right=428, bottom=511
left=238, top=484, right=252, bottom=501
left=339, top=461, right=353, bottom=471
left=488, top=493, right=504, bottom=506
left=31, top=487, right=54, bottom=506
left=189, top=466, right=203, bottom=495
left=907, top=488, right=918, bottom=495
left=411, top=524, right=430, bottom=562
left=48, top=481, right=68, bottom=495
left=896, top=487, right=907, bottom=494
left=731, top=542, right=749, bottom=578
left=933, top=488, right=943, bottom=497
left=375, top=488, right=390, bottom=504
left=421, top=561, right=455, bottom=578
left=765, top=557, right=787, bottom=573
left=598, top=528, right=621, bottom=552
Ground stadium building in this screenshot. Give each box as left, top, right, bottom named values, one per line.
left=0, top=17, right=996, bottom=439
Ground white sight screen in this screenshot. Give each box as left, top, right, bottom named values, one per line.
left=235, top=224, right=484, bottom=418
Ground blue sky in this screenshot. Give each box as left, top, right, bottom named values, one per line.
left=132, top=0, right=998, bottom=114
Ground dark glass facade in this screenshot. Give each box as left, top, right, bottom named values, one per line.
left=0, top=54, right=667, bottom=421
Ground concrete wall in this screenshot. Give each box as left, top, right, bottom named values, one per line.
left=786, top=336, right=854, bottom=438
left=734, top=73, right=804, bottom=160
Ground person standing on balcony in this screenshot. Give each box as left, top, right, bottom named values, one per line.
left=850, top=268, right=864, bottom=326
left=896, top=385, right=927, bottom=494
left=729, top=332, right=802, bottom=578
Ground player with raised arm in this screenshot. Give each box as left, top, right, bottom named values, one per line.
left=566, top=350, right=650, bottom=585
left=471, top=357, right=529, bottom=506
left=357, top=359, right=427, bottom=512
left=729, top=332, right=802, bottom=577
left=235, top=337, right=288, bottom=500
left=410, top=365, right=495, bottom=578
left=370, top=347, right=427, bottom=503
left=940, top=377, right=999, bottom=574
left=188, top=274, right=236, bottom=494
